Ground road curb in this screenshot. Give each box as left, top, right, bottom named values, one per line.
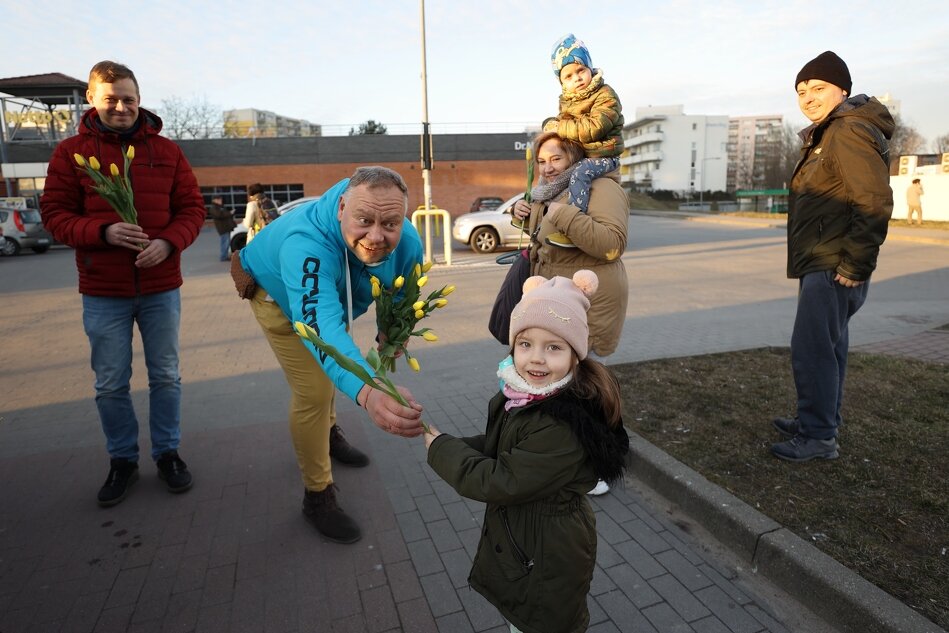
left=625, top=432, right=946, bottom=633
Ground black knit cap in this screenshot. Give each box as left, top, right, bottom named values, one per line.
left=795, top=51, right=852, bottom=94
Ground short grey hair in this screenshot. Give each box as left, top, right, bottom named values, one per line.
left=343, top=166, right=409, bottom=213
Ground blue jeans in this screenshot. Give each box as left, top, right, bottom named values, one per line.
left=82, top=289, right=182, bottom=461
left=791, top=271, right=869, bottom=440
left=219, top=232, right=230, bottom=261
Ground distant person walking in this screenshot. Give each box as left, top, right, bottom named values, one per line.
left=906, top=178, right=924, bottom=225
left=241, top=183, right=277, bottom=244
left=207, top=195, right=236, bottom=261
left=771, top=51, right=894, bottom=463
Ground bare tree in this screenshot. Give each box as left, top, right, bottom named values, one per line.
left=888, top=115, right=926, bottom=159
left=159, top=95, right=223, bottom=140
left=932, top=133, right=949, bottom=154
left=348, top=120, right=387, bottom=136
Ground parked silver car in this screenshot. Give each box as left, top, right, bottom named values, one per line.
left=0, top=207, right=52, bottom=255
left=451, top=194, right=529, bottom=254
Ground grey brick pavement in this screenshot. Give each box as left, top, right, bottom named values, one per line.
left=1, top=215, right=946, bottom=632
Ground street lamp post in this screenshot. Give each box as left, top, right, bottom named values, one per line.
left=419, top=0, right=434, bottom=258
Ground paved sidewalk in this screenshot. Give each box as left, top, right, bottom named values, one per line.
left=1, top=215, right=946, bottom=633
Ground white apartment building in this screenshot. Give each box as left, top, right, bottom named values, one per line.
left=223, top=108, right=321, bottom=138
left=727, top=115, right=784, bottom=192
left=620, top=105, right=728, bottom=194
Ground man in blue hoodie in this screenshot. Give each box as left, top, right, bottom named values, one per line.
left=237, top=166, right=425, bottom=542
left=771, top=51, right=894, bottom=463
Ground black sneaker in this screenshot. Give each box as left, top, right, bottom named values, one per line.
left=329, top=425, right=370, bottom=467
left=770, top=435, right=839, bottom=463
left=98, top=458, right=139, bottom=507
left=302, top=485, right=362, bottom=543
left=156, top=450, right=193, bottom=493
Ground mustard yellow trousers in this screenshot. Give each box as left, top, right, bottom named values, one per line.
left=251, top=288, right=336, bottom=491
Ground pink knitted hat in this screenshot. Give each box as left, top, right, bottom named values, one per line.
left=509, top=270, right=599, bottom=359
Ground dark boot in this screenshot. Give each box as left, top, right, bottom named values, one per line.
left=302, top=485, right=362, bottom=543
left=329, top=425, right=370, bottom=467
left=156, top=450, right=193, bottom=493
left=98, top=458, right=139, bottom=507
left=771, top=417, right=800, bottom=438
left=770, top=435, right=839, bottom=463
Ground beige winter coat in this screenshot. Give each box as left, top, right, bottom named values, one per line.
left=526, top=177, right=629, bottom=356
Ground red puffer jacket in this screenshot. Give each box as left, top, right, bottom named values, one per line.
left=41, top=108, right=206, bottom=297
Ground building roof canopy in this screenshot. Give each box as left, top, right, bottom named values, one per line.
left=0, top=73, right=87, bottom=105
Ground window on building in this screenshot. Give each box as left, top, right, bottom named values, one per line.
left=200, top=184, right=304, bottom=218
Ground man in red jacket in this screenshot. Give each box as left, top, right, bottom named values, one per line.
left=41, top=61, right=206, bottom=506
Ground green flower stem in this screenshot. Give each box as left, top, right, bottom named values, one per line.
left=295, top=322, right=430, bottom=433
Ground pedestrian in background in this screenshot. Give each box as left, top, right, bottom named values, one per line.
left=207, top=195, right=236, bottom=261
left=771, top=51, right=894, bottom=462
left=906, top=178, right=924, bottom=225
left=41, top=60, right=205, bottom=505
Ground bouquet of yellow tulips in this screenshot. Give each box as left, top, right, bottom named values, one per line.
left=74, top=145, right=138, bottom=225
left=293, top=321, right=432, bottom=433
left=371, top=260, right=454, bottom=373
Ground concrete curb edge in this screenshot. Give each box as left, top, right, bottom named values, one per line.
left=625, top=432, right=946, bottom=633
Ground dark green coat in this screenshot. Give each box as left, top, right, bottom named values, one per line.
left=427, top=390, right=629, bottom=633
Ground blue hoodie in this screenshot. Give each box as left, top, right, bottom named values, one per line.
left=239, top=178, right=424, bottom=401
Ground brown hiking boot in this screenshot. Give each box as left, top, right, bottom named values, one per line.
left=329, top=425, right=369, bottom=467
left=302, top=485, right=362, bottom=544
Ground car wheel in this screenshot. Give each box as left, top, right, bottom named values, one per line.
left=470, top=227, right=499, bottom=253
left=1, top=238, right=19, bottom=256
left=31, top=245, right=50, bottom=254
left=230, top=232, right=247, bottom=252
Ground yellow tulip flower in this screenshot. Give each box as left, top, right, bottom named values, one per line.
left=73, top=154, right=86, bottom=167
left=110, top=163, right=120, bottom=177
left=89, top=156, right=101, bottom=171
left=126, top=145, right=135, bottom=160
left=408, top=357, right=420, bottom=372
left=441, top=285, right=456, bottom=296
left=422, top=331, right=438, bottom=342
left=415, top=309, right=425, bottom=319
left=422, top=261, right=433, bottom=273
left=394, top=276, right=404, bottom=289
left=372, top=282, right=381, bottom=298
left=294, top=322, right=309, bottom=337
left=417, top=276, right=428, bottom=288
left=434, top=299, right=448, bottom=308
left=412, top=301, right=426, bottom=311
left=414, top=263, right=421, bottom=278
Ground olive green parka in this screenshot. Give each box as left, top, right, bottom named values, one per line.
left=427, top=389, right=629, bottom=633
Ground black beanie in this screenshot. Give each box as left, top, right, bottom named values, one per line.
left=795, top=51, right=852, bottom=94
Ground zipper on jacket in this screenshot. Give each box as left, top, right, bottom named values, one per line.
left=498, top=506, right=534, bottom=573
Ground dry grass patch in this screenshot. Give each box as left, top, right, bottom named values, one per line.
left=614, top=347, right=948, bottom=628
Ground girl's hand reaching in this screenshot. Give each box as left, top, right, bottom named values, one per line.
left=423, top=424, right=441, bottom=449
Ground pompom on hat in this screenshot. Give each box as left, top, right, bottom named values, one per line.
left=795, top=50, right=851, bottom=95
left=551, top=33, right=593, bottom=77
left=509, top=270, right=598, bottom=359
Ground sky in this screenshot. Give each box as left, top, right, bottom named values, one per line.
left=3, top=0, right=948, bottom=145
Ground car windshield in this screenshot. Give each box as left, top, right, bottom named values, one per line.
left=20, top=210, right=42, bottom=223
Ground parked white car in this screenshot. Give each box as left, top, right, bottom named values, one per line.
left=229, top=196, right=320, bottom=252
left=0, top=206, right=52, bottom=256
left=451, top=194, right=528, bottom=254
